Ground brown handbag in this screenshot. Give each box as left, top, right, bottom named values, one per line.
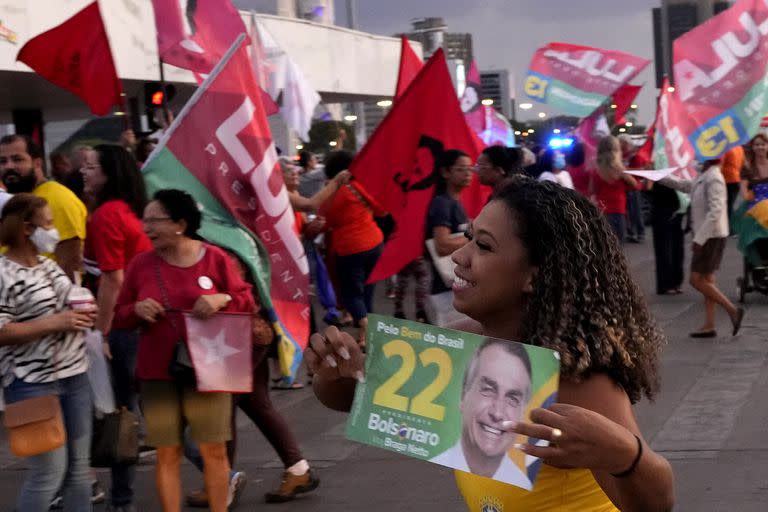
left=3, top=394, right=66, bottom=457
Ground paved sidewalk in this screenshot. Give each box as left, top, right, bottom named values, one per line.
left=0, top=236, right=766, bottom=511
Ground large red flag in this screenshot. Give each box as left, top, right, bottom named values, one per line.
left=612, top=84, right=642, bottom=125
left=143, top=35, right=309, bottom=381
left=151, top=0, right=248, bottom=74
left=395, top=36, right=423, bottom=99
left=17, top=2, right=122, bottom=116
left=351, top=49, right=481, bottom=283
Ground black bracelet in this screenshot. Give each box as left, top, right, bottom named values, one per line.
left=610, top=434, right=643, bottom=478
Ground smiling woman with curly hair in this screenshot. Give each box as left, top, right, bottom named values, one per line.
left=305, top=176, right=674, bottom=511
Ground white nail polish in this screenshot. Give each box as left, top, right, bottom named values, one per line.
left=501, top=420, right=517, bottom=429
left=325, top=355, right=338, bottom=368
left=354, top=371, right=366, bottom=383
left=338, top=347, right=351, bottom=360
left=513, top=443, right=526, bottom=451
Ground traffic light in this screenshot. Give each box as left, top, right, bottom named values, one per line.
left=143, top=82, right=176, bottom=130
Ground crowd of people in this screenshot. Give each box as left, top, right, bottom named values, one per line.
left=2, top=119, right=767, bottom=511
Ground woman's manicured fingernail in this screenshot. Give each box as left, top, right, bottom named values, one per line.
left=325, top=355, right=338, bottom=368
left=338, top=347, right=351, bottom=360
left=501, top=420, right=517, bottom=429
left=513, top=443, right=527, bottom=451
left=355, top=371, right=366, bottom=383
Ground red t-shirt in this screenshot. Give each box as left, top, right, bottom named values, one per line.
left=593, top=175, right=632, bottom=215
left=321, top=183, right=385, bottom=256
left=567, top=164, right=591, bottom=197
left=85, top=200, right=152, bottom=272
left=113, top=244, right=255, bottom=380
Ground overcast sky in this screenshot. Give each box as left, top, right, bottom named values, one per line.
left=336, top=0, right=660, bottom=125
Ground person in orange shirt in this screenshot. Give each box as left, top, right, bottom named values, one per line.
left=721, top=145, right=745, bottom=229
left=320, top=151, right=386, bottom=344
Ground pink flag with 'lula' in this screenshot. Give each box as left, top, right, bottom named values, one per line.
left=184, top=312, right=253, bottom=393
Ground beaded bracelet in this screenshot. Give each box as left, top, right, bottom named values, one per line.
left=610, top=434, right=643, bottom=478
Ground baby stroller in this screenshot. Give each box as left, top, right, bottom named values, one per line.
left=736, top=238, right=768, bottom=303
left=734, top=181, right=768, bottom=303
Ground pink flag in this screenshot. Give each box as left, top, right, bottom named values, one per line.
left=184, top=312, right=253, bottom=392
left=151, top=0, right=248, bottom=74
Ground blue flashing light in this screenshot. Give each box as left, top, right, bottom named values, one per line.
left=548, top=137, right=574, bottom=149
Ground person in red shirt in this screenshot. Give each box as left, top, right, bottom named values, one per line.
left=593, top=136, right=639, bottom=243
left=319, top=151, right=386, bottom=344
left=81, top=144, right=152, bottom=510
left=114, top=189, right=255, bottom=512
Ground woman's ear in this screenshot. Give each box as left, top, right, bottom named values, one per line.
left=522, top=266, right=538, bottom=294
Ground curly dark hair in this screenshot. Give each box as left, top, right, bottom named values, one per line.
left=491, top=176, right=664, bottom=403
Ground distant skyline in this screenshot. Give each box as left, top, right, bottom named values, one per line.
left=336, top=0, right=660, bottom=125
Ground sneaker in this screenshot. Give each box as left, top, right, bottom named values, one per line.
left=51, top=481, right=105, bottom=510
left=228, top=471, right=247, bottom=509
left=185, top=489, right=209, bottom=508
left=186, top=471, right=247, bottom=509
left=91, top=481, right=106, bottom=504
left=49, top=494, right=62, bottom=510
left=264, top=470, right=320, bottom=503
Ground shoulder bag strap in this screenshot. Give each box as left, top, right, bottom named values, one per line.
left=345, top=183, right=374, bottom=213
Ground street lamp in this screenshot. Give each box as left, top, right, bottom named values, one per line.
left=610, top=104, right=618, bottom=109
left=344, top=115, right=358, bottom=122
left=553, top=128, right=561, bottom=134
left=481, top=98, right=494, bottom=106
left=514, top=130, right=521, bottom=135
left=519, top=103, right=533, bottom=110
left=296, top=144, right=304, bottom=150
left=625, top=121, right=634, bottom=127
left=538, top=112, right=546, bottom=119
left=528, top=129, right=535, bottom=134
left=329, top=141, right=338, bottom=147
left=618, top=127, right=627, bottom=133
left=631, top=104, right=638, bottom=109
left=376, top=100, right=393, bottom=108
left=667, top=86, right=675, bottom=93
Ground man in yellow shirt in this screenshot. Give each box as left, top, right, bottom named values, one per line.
left=0, top=134, right=86, bottom=280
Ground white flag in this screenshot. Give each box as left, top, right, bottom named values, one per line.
left=250, top=13, right=321, bottom=141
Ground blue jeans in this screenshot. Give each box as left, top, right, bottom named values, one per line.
left=336, top=244, right=384, bottom=324
left=109, top=329, right=140, bottom=506
left=626, top=190, right=645, bottom=240
left=606, top=213, right=626, bottom=243
left=4, top=372, right=93, bottom=512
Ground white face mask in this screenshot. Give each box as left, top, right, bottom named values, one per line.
left=30, top=227, right=60, bottom=254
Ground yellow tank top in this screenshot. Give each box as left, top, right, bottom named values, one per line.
left=455, top=464, right=619, bottom=512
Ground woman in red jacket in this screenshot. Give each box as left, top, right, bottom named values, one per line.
left=592, top=136, right=639, bottom=243
left=114, top=189, right=255, bottom=512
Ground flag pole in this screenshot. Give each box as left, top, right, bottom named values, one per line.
left=158, top=56, right=170, bottom=128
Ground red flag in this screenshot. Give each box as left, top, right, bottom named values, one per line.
left=395, top=36, right=423, bottom=99
left=17, top=2, right=122, bottom=116
left=151, top=0, right=248, bottom=74
left=184, top=312, right=253, bottom=392
left=612, top=84, right=642, bottom=125
left=351, top=49, right=481, bottom=283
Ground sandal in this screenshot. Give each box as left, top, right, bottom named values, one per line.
left=271, top=381, right=305, bottom=390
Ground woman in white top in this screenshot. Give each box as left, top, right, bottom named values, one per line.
left=660, top=160, right=744, bottom=338
left=537, top=150, right=574, bottom=189
left=0, top=193, right=97, bottom=511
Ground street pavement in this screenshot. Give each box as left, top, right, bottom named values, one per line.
left=1, top=234, right=767, bottom=511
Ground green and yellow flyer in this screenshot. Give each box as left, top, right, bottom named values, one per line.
left=346, top=314, right=561, bottom=490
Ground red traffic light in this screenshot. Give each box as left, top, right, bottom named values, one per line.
left=151, top=91, right=165, bottom=106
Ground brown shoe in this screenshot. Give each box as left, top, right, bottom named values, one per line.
left=186, top=488, right=208, bottom=508
left=264, top=470, right=320, bottom=503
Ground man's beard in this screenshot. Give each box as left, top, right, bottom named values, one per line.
left=3, top=171, right=37, bottom=193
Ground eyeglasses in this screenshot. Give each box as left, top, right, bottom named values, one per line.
left=142, top=216, right=172, bottom=225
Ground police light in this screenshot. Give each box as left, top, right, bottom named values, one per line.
left=548, top=137, right=574, bottom=149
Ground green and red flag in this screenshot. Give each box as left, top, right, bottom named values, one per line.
left=142, top=35, right=309, bottom=382
left=672, top=0, right=768, bottom=160
left=523, top=42, right=649, bottom=117
left=653, top=78, right=696, bottom=180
